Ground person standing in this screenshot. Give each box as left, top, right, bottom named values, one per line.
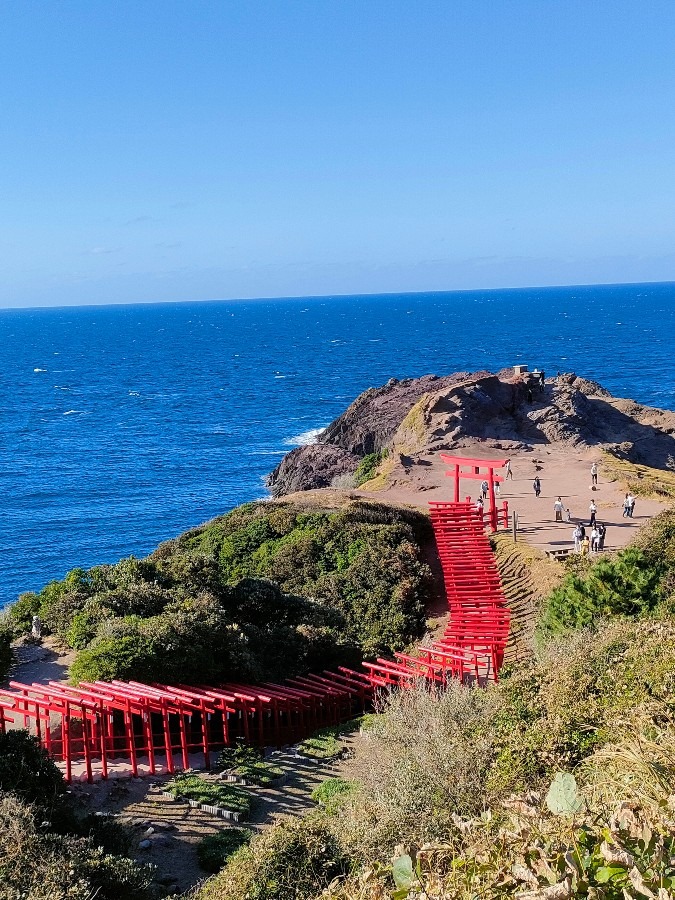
left=591, top=525, right=600, bottom=552
left=590, top=462, right=598, bottom=486
left=480, top=479, right=489, bottom=499
left=505, top=459, right=513, bottom=480
left=589, top=500, right=597, bottom=526
left=628, top=493, right=636, bottom=518
left=581, top=535, right=591, bottom=557
left=533, top=476, right=541, bottom=497
left=475, top=496, right=484, bottom=518
left=566, top=508, right=572, bottom=522
left=554, top=496, right=564, bottom=521
left=622, top=494, right=631, bottom=518
left=573, top=523, right=583, bottom=553
left=598, top=522, right=606, bottom=550
left=495, top=481, right=501, bottom=498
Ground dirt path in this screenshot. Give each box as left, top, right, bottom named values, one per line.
left=70, top=751, right=341, bottom=894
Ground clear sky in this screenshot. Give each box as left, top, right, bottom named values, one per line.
left=2, top=0, right=675, bottom=307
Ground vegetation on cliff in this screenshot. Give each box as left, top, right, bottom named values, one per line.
left=196, top=507, right=675, bottom=900
left=7, top=499, right=433, bottom=683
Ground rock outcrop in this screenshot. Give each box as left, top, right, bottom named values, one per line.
left=268, top=370, right=675, bottom=497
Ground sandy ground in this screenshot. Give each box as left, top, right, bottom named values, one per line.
left=358, top=444, right=668, bottom=554
left=69, top=751, right=342, bottom=894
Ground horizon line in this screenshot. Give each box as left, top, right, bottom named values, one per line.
left=1, top=277, right=674, bottom=313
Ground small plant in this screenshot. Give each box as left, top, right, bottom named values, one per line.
left=296, top=719, right=361, bottom=759
left=311, top=777, right=355, bottom=814
left=196, top=827, right=252, bottom=873
left=165, top=773, right=251, bottom=815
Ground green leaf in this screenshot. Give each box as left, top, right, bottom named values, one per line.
left=545, top=772, right=583, bottom=816
left=392, top=854, right=415, bottom=890
left=595, top=865, right=626, bottom=884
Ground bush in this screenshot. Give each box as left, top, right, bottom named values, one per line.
left=0, top=794, right=156, bottom=900
left=0, top=617, right=12, bottom=681
left=0, top=731, right=66, bottom=809
left=198, top=815, right=349, bottom=900
left=537, top=547, right=662, bottom=637
left=197, top=828, right=252, bottom=873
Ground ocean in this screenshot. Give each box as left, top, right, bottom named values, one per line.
left=2, top=282, right=675, bottom=608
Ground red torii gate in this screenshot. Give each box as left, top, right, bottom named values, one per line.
left=440, top=453, right=508, bottom=532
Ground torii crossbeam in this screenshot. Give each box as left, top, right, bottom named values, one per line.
left=440, top=453, right=508, bottom=532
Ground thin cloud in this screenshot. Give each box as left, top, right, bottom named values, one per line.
left=123, top=215, right=154, bottom=226
left=84, top=246, right=122, bottom=255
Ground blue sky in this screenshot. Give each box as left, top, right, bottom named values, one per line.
left=2, top=0, right=675, bottom=307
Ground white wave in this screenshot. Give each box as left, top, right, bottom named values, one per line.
left=128, top=391, right=140, bottom=396
left=33, top=368, right=47, bottom=373
left=63, top=409, right=84, bottom=415
left=248, top=450, right=287, bottom=455
left=283, top=426, right=325, bottom=446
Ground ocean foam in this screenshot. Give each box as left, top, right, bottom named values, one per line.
left=283, top=426, right=325, bottom=446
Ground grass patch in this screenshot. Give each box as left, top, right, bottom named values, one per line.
left=197, top=828, right=253, bottom=873
left=232, top=761, right=285, bottom=786
left=165, top=773, right=251, bottom=814
left=601, top=451, right=675, bottom=499
left=311, top=777, right=355, bottom=814
left=296, top=718, right=363, bottom=759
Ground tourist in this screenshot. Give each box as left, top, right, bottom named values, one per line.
left=589, top=500, right=597, bottom=526
left=480, top=479, right=489, bottom=499
left=591, top=525, right=600, bottom=552
left=598, top=522, right=606, bottom=550
left=505, top=459, right=513, bottom=480
left=554, top=496, right=564, bottom=521
left=628, top=493, right=636, bottom=518
left=533, top=476, right=541, bottom=497
left=591, top=462, right=598, bottom=486
left=475, top=496, right=484, bottom=517
left=573, top=523, right=583, bottom=553
left=566, top=508, right=572, bottom=522
left=622, top=494, right=630, bottom=517
left=495, top=481, right=501, bottom=498
left=31, top=615, right=42, bottom=639
left=581, top=535, right=591, bottom=557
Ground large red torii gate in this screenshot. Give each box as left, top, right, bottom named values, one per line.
left=440, top=453, right=508, bottom=532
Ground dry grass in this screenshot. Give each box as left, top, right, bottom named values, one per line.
left=601, top=451, right=675, bottom=499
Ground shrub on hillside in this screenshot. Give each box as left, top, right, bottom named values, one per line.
left=0, top=731, right=66, bottom=809
left=198, top=815, right=349, bottom=900
left=196, top=828, right=252, bottom=873
left=0, top=794, right=156, bottom=900
left=537, top=547, right=662, bottom=637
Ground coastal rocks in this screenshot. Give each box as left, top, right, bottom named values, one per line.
left=267, top=444, right=360, bottom=497
left=268, top=369, right=675, bottom=498
left=319, top=372, right=487, bottom=455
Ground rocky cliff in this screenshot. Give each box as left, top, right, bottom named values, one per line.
left=268, top=370, right=675, bottom=497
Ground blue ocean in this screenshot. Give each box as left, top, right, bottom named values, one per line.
left=2, top=283, right=675, bottom=608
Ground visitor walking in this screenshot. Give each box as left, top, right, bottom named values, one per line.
left=533, top=476, right=541, bottom=497
left=591, top=462, right=598, bottom=486
left=573, top=523, right=583, bottom=553
left=589, top=500, right=597, bottom=526
left=475, top=496, right=484, bottom=517
left=505, top=459, right=513, bottom=480
left=480, top=479, right=489, bottom=499
left=622, top=494, right=631, bottom=518
left=554, top=496, right=564, bottom=521
left=566, top=508, right=572, bottom=522
left=495, top=481, right=501, bottom=498
left=628, top=493, right=636, bottom=518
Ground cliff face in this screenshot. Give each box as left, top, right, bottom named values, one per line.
left=268, top=370, right=675, bottom=497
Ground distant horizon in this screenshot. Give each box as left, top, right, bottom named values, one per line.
left=2, top=277, right=674, bottom=313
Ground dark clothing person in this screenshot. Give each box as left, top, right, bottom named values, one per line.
left=598, top=523, right=606, bottom=550
left=533, top=477, right=541, bottom=497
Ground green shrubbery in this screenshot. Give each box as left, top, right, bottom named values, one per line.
left=7, top=500, right=433, bottom=685
left=164, top=773, right=251, bottom=814
left=197, top=828, right=253, bottom=873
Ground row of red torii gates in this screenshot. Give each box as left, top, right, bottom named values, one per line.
left=0, top=454, right=512, bottom=782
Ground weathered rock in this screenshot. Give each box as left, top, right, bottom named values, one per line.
left=267, top=444, right=360, bottom=497
left=319, top=372, right=485, bottom=455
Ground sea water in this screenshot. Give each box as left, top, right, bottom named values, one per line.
left=1, top=282, right=674, bottom=607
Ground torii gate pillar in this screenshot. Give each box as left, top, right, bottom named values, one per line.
left=440, top=453, right=508, bottom=532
